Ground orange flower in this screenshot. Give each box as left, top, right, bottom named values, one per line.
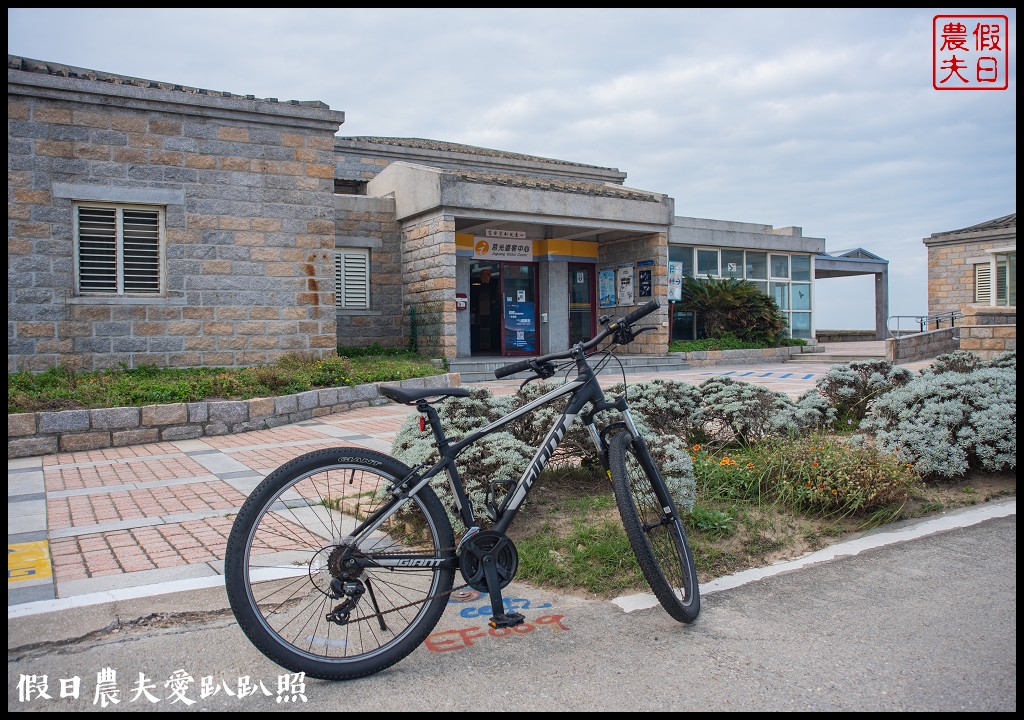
left=692, top=444, right=701, bottom=452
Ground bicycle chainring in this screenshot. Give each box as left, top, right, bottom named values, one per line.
left=458, top=530, right=518, bottom=592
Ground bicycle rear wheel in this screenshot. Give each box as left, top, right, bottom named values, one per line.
left=224, top=448, right=455, bottom=680
left=609, top=430, right=700, bottom=623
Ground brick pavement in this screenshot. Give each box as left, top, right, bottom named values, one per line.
left=8, top=346, right=935, bottom=610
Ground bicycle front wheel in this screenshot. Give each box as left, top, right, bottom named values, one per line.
left=609, top=430, right=700, bottom=623
left=224, top=448, right=456, bottom=680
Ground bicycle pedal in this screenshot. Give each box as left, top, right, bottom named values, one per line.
left=488, top=612, right=526, bottom=629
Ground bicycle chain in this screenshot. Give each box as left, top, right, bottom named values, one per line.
left=343, top=545, right=473, bottom=625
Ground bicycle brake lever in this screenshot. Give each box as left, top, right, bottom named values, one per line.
left=517, top=361, right=556, bottom=393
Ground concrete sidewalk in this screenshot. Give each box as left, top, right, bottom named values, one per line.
left=7, top=348, right=934, bottom=611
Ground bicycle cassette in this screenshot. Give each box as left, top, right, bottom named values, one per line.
left=458, top=530, right=518, bottom=592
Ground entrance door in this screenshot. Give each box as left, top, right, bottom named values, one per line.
left=568, top=263, right=596, bottom=345
left=470, top=261, right=502, bottom=354
left=501, top=263, right=538, bottom=355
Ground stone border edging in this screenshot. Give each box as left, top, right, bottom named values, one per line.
left=7, top=372, right=462, bottom=459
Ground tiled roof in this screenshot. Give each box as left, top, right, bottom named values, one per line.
left=935, top=213, right=1016, bottom=237
left=338, top=136, right=618, bottom=172
left=8, top=54, right=329, bottom=108
left=451, top=168, right=663, bottom=202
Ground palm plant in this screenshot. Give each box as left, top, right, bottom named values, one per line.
left=677, top=276, right=787, bottom=344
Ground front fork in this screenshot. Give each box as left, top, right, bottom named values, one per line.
left=584, top=398, right=640, bottom=472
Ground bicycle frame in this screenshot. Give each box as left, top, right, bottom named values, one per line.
left=345, top=349, right=641, bottom=569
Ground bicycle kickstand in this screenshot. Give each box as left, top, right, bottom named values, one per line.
left=482, top=554, right=525, bottom=629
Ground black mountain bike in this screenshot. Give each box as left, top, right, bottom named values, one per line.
left=224, top=298, right=700, bottom=681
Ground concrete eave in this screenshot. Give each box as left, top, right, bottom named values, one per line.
left=8, top=68, right=345, bottom=132
left=815, top=254, right=889, bottom=278
left=335, top=137, right=627, bottom=185
left=367, top=161, right=673, bottom=232
left=669, top=218, right=826, bottom=254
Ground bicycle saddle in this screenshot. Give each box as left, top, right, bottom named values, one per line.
left=379, top=385, right=472, bottom=405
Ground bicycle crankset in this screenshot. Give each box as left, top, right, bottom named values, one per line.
left=458, top=530, right=518, bottom=592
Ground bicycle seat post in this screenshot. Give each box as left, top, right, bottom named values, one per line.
left=415, top=399, right=450, bottom=451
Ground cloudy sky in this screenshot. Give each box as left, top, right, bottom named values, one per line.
left=8, top=8, right=1017, bottom=329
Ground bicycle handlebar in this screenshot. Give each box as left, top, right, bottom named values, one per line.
left=493, top=299, right=661, bottom=379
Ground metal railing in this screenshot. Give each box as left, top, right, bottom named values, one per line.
left=888, top=311, right=964, bottom=338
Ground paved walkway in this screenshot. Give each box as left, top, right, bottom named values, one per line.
left=7, top=343, right=933, bottom=611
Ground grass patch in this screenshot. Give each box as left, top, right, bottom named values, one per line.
left=7, top=348, right=443, bottom=413
left=507, top=445, right=1014, bottom=599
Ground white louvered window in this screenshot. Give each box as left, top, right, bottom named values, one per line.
left=75, top=204, right=163, bottom=295
left=335, top=249, right=370, bottom=309
left=974, top=263, right=992, bottom=304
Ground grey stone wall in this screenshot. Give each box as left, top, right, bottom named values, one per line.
left=334, top=195, right=404, bottom=349
left=670, top=346, right=804, bottom=367
left=815, top=329, right=877, bottom=343
left=924, top=237, right=1009, bottom=316
left=401, top=214, right=458, bottom=359
left=8, top=60, right=344, bottom=372
left=597, top=232, right=669, bottom=353
left=958, top=304, right=1016, bottom=359
left=885, top=327, right=960, bottom=363
left=8, top=372, right=461, bottom=458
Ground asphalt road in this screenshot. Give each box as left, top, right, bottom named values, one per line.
left=8, top=501, right=1016, bottom=712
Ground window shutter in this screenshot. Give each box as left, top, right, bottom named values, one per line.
left=336, top=250, right=369, bottom=309
left=78, top=207, right=118, bottom=292
left=122, top=209, right=161, bottom=293
left=974, top=264, right=991, bottom=303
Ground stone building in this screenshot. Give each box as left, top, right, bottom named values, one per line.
left=921, top=212, right=1016, bottom=358
left=8, top=54, right=888, bottom=372
left=8, top=55, right=342, bottom=372
left=923, top=213, right=1016, bottom=315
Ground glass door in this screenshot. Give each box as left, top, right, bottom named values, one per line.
left=470, top=261, right=502, bottom=354
left=568, top=263, right=596, bottom=345
left=501, top=262, right=538, bottom=355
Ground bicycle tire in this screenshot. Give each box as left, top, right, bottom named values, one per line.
left=224, top=447, right=456, bottom=680
left=608, top=430, right=700, bottom=623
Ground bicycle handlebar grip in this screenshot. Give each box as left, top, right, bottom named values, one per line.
left=617, top=298, right=661, bottom=327
left=494, top=358, right=534, bottom=379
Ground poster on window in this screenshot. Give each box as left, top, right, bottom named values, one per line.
left=616, top=265, right=634, bottom=306
left=667, top=261, right=683, bottom=301
left=504, top=302, right=536, bottom=353
left=637, top=262, right=653, bottom=299
left=599, top=268, right=616, bottom=308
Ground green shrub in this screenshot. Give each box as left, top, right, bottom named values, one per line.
left=813, top=359, right=913, bottom=427
left=921, top=349, right=1016, bottom=375
left=694, top=376, right=798, bottom=445
left=860, top=366, right=1016, bottom=478
left=756, top=434, right=919, bottom=514
left=692, top=435, right=919, bottom=516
